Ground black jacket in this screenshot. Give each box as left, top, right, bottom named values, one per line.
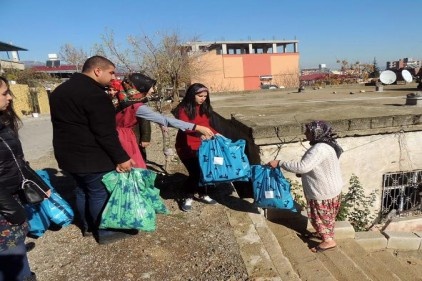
left=49, top=73, right=129, bottom=173
left=0, top=124, right=26, bottom=224
left=0, top=124, right=24, bottom=191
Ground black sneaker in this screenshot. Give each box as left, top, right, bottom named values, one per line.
left=25, top=242, right=36, bottom=252
left=82, top=230, right=94, bottom=237
left=199, top=195, right=217, bottom=205
left=181, top=198, right=193, bottom=212
left=23, top=272, right=37, bottom=281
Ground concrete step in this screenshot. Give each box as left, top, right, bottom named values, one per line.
left=266, top=220, right=336, bottom=281
left=265, top=209, right=422, bottom=281
left=312, top=240, right=373, bottom=281
left=217, top=187, right=300, bottom=280
left=370, top=249, right=422, bottom=281
left=335, top=239, right=402, bottom=281
left=220, top=189, right=422, bottom=280
left=383, top=231, right=422, bottom=250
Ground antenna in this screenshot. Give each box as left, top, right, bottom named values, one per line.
left=401, top=69, right=413, bottom=83
left=379, top=70, right=397, bottom=85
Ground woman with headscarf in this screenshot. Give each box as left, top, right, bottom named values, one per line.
left=268, top=120, right=343, bottom=253
left=107, top=74, right=214, bottom=169
left=107, top=78, right=146, bottom=168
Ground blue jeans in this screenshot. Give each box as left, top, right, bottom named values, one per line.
left=0, top=242, right=31, bottom=281
left=71, top=171, right=121, bottom=239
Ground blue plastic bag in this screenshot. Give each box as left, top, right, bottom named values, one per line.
left=40, top=191, right=74, bottom=226
left=24, top=204, right=51, bottom=237
left=36, top=170, right=74, bottom=226
left=251, top=165, right=296, bottom=211
left=198, top=135, right=251, bottom=184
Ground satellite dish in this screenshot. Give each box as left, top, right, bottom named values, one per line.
left=380, top=70, right=397, bottom=85
left=401, top=69, right=413, bottom=83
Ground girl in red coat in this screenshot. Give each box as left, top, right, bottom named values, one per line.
left=173, top=83, right=218, bottom=211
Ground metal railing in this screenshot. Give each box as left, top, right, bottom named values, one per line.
left=381, top=170, right=422, bottom=218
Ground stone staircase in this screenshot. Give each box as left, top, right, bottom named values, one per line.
left=220, top=190, right=422, bottom=281
left=266, top=218, right=421, bottom=281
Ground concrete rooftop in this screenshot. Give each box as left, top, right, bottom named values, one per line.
left=211, top=83, right=422, bottom=144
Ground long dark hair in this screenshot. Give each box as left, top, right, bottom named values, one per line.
left=0, top=76, right=22, bottom=136
left=174, top=83, right=213, bottom=120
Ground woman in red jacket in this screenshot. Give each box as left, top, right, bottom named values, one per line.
left=173, top=83, right=218, bottom=211
left=108, top=78, right=147, bottom=169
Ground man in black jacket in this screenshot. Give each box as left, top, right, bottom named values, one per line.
left=49, top=56, right=135, bottom=244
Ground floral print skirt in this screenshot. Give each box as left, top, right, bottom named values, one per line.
left=0, top=214, right=28, bottom=253
left=306, top=195, right=341, bottom=241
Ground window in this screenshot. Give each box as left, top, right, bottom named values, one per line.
left=381, top=170, right=422, bottom=218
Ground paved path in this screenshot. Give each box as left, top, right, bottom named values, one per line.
left=19, top=114, right=53, bottom=162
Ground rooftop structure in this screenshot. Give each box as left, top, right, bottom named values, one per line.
left=0, top=41, right=28, bottom=71
left=387, top=57, right=422, bottom=71
left=187, top=40, right=299, bottom=54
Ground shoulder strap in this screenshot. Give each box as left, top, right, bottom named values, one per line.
left=0, top=136, right=26, bottom=180
left=0, top=136, right=49, bottom=196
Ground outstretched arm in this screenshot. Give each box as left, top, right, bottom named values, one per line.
left=136, top=104, right=214, bottom=137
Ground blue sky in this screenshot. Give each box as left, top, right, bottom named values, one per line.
left=2, top=0, right=421, bottom=69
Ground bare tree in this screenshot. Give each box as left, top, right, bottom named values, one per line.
left=132, top=31, right=196, bottom=102
left=98, top=29, right=207, bottom=101
left=90, top=43, right=107, bottom=57
left=99, top=29, right=136, bottom=72
left=59, top=43, right=88, bottom=72
left=336, top=59, right=349, bottom=75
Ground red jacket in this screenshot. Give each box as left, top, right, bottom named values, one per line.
left=115, top=103, right=146, bottom=168
left=175, top=105, right=217, bottom=159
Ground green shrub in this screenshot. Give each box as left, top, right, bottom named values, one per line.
left=336, top=174, right=377, bottom=231
left=288, top=178, right=306, bottom=210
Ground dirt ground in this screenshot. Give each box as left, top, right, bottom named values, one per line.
left=26, top=123, right=249, bottom=281
left=22, top=85, right=422, bottom=280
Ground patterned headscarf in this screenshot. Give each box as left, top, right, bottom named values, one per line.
left=305, top=120, right=343, bottom=158
left=120, top=78, right=145, bottom=102
left=110, top=79, right=124, bottom=92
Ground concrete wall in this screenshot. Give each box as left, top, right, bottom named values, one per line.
left=212, top=107, right=422, bottom=217
left=10, top=84, right=50, bottom=117
left=258, top=131, right=422, bottom=214
left=191, top=49, right=300, bottom=92
left=0, top=60, right=25, bottom=70
left=270, top=54, right=300, bottom=88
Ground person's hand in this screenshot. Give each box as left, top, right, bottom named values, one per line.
left=195, top=125, right=214, bottom=139
left=140, top=141, right=150, bottom=148
left=44, top=189, right=52, bottom=198
left=116, top=159, right=135, bottom=173
left=201, top=132, right=222, bottom=140
left=267, top=160, right=280, bottom=168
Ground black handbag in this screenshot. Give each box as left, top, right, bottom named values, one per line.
left=0, top=137, right=49, bottom=204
